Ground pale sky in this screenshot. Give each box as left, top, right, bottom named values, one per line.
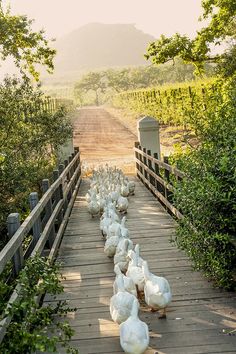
left=4, top=0, right=204, bottom=40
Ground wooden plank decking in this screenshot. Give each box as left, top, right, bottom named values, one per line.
left=45, top=177, right=236, bottom=354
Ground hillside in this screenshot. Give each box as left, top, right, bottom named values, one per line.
left=52, top=23, right=155, bottom=78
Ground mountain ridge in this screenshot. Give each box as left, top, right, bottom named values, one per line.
left=53, top=23, right=155, bottom=74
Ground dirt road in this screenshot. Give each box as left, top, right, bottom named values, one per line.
left=73, top=107, right=137, bottom=173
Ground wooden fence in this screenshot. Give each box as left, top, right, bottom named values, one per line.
left=0, top=148, right=81, bottom=342
left=134, top=142, right=184, bottom=220
left=134, top=142, right=236, bottom=248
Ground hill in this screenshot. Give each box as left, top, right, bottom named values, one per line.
left=52, top=23, right=155, bottom=77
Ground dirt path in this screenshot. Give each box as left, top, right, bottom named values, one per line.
left=73, top=107, right=137, bottom=173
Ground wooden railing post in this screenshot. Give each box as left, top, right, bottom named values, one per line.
left=64, top=159, right=69, bottom=209
left=147, top=149, right=155, bottom=186
left=58, top=163, right=65, bottom=215
left=29, top=192, right=42, bottom=248
left=142, top=147, right=148, bottom=180
left=134, top=142, right=140, bottom=176
left=7, top=213, right=23, bottom=276
left=53, top=170, right=63, bottom=227
left=163, top=156, right=173, bottom=204
left=153, top=152, right=163, bottom=194
left=42, top=179, right=55, bottom=248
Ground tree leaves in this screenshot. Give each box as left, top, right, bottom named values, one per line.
left=0, top=0, right=56, bottom=80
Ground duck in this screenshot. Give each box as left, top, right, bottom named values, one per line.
left=134, top=244, right=144, bottom=267
left=126, top=250, right=145, bottom=296
left=113, top=264, right=137, bottom=298
left=99, top=208, right=111, bottom=238
left=114, top=239, right=130, bottom=273
left=107, top=213, right=121, bottom=238
left=117, top=195, right=129, bottom=214
left=121, top=183, right=129, bottom=197
left=128, top=180, right=135, bottom=195
left=119, top=299, right=149, bottom=354
left=110, top=274, right=139, bottom=324
left=120, top=216, right=130, bottom=238
left=87, top=194, right=100, bottom=217
left=116, top=236, right=133, bottom=256
left=142, top=260, right=172, bottom=318
left=104, top=228, right=121, bottom=258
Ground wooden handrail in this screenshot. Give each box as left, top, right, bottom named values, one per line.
left=134, top=143, right=184, bottom=219
left=0, top=149, right=81, bottom=275
left=0, top=148, right=81, bottom=342
left=134, top=147, right=185, bottom=179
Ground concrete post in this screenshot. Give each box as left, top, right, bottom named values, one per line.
left=137, top=116, right=161, bottom=159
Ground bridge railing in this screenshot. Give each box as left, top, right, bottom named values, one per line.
left=0, top=147, right=81, bottom=342
left=134, top=142, right=184, bottom=220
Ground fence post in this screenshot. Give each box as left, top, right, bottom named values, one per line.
left=53, top=170, right=63, bottom=227
left=134, top=141, right=140, bottom=176
left=42, top=179, right=55, bottom=248
left=163, top=156, right=172, bottom=204
left=142, top=147, right=148, bottom=181
left=29, top=192, right=42, bottom=248
left=137, top=116, right=161, bottom=160
left=7, top=213, right=24, bottom=276
left=58, top=163, right=65, bottom=216
left=147, top=149, right=155, bottom=186
left=153, top=152, right=163, bottom=194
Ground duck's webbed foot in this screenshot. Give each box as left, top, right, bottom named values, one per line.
left=158, top=308, right=167, bottom=319
left=150, top=307, right=159, bottom=313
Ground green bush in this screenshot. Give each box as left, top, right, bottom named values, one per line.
left=0, top=255, right=78, bottom=353
left=0, top=77, right=72, bottom=246
left=173, top=76, right=236, bottom=289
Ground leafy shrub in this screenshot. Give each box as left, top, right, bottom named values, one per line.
left=172, top=76, right=236, bottom=289
left=0, top=255, right=78, bottom=353
left=0, top=77, right=72, bottom=245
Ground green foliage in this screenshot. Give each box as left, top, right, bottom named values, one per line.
left=0, top=77, right=72, bottom=242
left=74, top=61, right=206, bottom=106
left=0, top=255, right=78, bottom=353
left=116, top=73, right=236, bottom=288
left=113, top=77, right=217, bottom=128
left=145, top=0, right=236, bottom=76
left=74, top=71, right=106, bottom=106
left=172, top=76, right=236, bottom=288
left=0, top=0, right=56, bottom=80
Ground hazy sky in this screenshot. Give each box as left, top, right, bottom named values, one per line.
left=4, top=0, right=204, bottom=40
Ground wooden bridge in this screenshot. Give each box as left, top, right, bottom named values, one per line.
left=1, top=108, right=236, bottom=354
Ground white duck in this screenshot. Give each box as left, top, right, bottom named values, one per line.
left=120, top=216, right=130, bottom=238
left=121, top=183, right=129, bottom=197
left=87, top=194, right=100, bottom=217
left=113, top=264, right=137, bottom=298
left=134, top=244, right=144, bottom=267
left=128, top=180, right=135, bottom=195
left=107, top=213, right=121, bottom=238
left=126, top=250, right=145, bottom=297
left=117, top=195, right=129, bottom=214
left=99, top=208, right=111, bottom=238
left=120, top=299, right=149, bottom=354
left=104, top=228, right=121, bottom=258
left=142, top=260, right=172, bottom=318
left=114, top=239, right=130, bottom=273
left=110, top=274, right=139, bottom=324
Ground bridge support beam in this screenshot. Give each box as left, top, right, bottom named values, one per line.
left=137, top=116, right=161, bottom=159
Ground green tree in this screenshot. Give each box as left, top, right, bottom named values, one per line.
left=0, top=77, right=72, bottom=241
left=74, top=71, right=106, bottom=105
left=0, top=0, right=56, bottom=80
left=145, top=0, right=236, bottom=75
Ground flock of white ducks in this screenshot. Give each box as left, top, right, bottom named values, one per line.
left=86, top=165, right=172, bottom=354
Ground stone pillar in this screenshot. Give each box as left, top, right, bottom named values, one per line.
left=137, top=116, right=161, bottom=159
